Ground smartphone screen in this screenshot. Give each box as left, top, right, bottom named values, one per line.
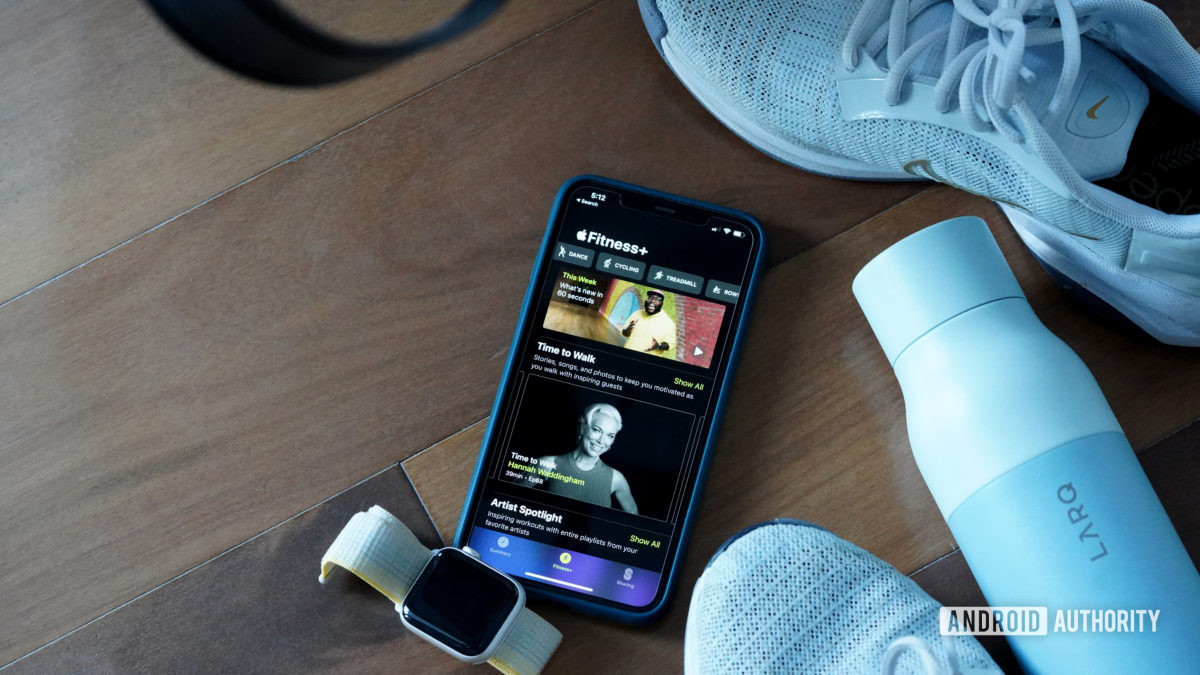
left=457, top=177, right=763, bottom=615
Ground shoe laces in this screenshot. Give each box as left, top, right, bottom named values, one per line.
left=880, top=635, right=996, bottom=674
left=842, top=0, right=1097, bottom=144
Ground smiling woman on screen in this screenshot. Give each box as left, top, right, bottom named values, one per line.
left=533, top=403, right=638, bottom=514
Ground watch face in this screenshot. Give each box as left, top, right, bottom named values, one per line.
left=401, top=548, right=521, bottom=658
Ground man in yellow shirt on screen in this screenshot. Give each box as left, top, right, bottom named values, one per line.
left=621, top=290, right=676, bottom=356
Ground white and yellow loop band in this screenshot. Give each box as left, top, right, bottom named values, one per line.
left=319, top=506, right=562, bottom=674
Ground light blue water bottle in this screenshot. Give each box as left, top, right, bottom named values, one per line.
left=853, top=216, right=1200, bottom=673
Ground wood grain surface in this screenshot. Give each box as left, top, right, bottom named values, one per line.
left=5, top=466, right=451, bottom=674
left=0, top=0, right=597, bottom=305
left=405, top=422, right=492, bottom=545
left=0, top=0, right=923, bottom=664
left=3, top=0, right=1199, bottom=671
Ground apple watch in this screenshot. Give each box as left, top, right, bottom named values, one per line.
left=319, top=506, right=561, bottom=673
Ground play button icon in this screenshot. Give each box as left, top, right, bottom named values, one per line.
left=693, top=346, right=704, bottom=357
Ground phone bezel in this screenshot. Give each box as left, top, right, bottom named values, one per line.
left=452, top=175, right=767, bottom=624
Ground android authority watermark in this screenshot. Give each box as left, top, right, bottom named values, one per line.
left=939, top=607, right=1161, bottom=636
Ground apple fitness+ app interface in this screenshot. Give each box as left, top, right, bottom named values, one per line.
left=463, top=183, right=758, bottom=611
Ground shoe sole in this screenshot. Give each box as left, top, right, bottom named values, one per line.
left=1001, top=204, right=1200, bottom=346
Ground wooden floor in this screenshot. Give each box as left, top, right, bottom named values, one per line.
left=1, top=1, right=1197, bottom=672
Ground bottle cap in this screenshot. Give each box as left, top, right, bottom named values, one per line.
left=853, top=216, right=1025, bottom=365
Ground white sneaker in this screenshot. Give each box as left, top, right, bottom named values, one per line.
left=684, top=520, right=1000, bottom=673
left=640, top=0, right=1200, bottom=346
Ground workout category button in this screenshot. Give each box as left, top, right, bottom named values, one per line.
left=705, top=280, right=741, bottom=303
left=595, top=253, right=645, bottom=281
left=554, top=242, right=595, bottom=267
left=648, top=265, right=703, bottom=294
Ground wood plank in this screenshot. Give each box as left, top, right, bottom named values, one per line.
left=0, top=0, right=925, bottom=664
left=1153, top=0, right=1200, bottom=35
left=13, top=418, right=1198, bottom=672
left=405, top=422, right=490, bottom=545
left=0, top=0, right=597, bottom=304
left=4, top=466, right=452, bottom=673
left=1136, top=417, right=1200, bottom=557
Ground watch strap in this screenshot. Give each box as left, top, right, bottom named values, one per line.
left=487, top=606, right=563, bottom=675
left=318, top=505, right=429, bottom=605
left=319, top=506, right=563, bottom=674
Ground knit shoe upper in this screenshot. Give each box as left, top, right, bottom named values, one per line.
left=684, top=520, right=1000, bottom=674
left=641, top=0, right=1200, bottom=346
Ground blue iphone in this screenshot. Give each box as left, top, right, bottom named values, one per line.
left=454, top=176, right=766, bottom=624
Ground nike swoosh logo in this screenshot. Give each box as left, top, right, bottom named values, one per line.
left=904, top=161, right=1103, bottom=243
left=1086, top=96, right=1110, bottom=120
left=903, top=159, right=1029, bottom=213
left=902, top=159, right=1104, bottom=239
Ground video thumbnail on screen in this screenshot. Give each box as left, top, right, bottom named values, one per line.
left=542, top=268, right=727, bottom=368
left=500, top=376, right=695, bottom=521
